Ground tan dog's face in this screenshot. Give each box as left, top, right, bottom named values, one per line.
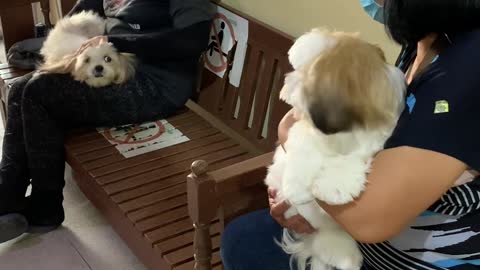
left=73, top=44, right=135, bottom=88
left=281, top=29, right=406, bottom=134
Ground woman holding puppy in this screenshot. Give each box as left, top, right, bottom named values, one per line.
left=222, top=0, right=480, bottom=269
left=0, top=0, right=213, bottom=242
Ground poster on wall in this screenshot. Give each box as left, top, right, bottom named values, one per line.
left=204, top=5, right=249, bottom=87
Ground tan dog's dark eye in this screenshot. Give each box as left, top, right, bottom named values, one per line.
left=104, top=56, right=112, bottom=63
left=84, top=57, right=90, bottom=64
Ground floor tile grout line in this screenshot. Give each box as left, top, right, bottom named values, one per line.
left=67, top=237, right=95, bottom=270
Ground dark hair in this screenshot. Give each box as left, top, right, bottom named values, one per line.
left=384, top=0, right=480, bottom=45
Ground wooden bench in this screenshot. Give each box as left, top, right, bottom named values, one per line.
left=0, top=1, right=293, bottom=269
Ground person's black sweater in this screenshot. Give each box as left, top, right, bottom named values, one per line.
left=68, top=0, right=214, bottom=105
left=69, top=0, right=213, bottom=64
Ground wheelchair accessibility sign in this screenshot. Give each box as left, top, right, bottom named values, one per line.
left=205, top=5, right=249, bottom=87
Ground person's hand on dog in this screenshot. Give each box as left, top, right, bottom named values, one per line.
left=74, top=36, right=108, bottom=57
left=61, top=36, right=108, bottom=69
left=278, top=109, right=298, bottom=148
left=269, top=188, right=316, bottom=234
left=269, top=110, right=316, bottom=234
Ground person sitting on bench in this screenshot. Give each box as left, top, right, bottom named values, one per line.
left=0, top=0, right=213, bottom=243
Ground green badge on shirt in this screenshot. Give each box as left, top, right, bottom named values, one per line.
left=434, top=100, right=449, bottom=114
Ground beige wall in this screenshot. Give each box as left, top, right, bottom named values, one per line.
left=221, top=0, right=400, bottom=63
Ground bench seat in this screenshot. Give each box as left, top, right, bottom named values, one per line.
left=65, top=110, right=256, bottom=270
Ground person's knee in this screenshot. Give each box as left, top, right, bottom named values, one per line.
left=7, top=74, right=33, bottom=104
left=221, top=210, right=280, bottom=269
left=221, top=216, right=247, bottom=269
left=22, top=73, right=63, bottom=103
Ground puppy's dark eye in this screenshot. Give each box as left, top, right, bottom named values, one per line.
left=84, top=57, right=90, bottom=64
left=104, top=56, right=112, bottom=63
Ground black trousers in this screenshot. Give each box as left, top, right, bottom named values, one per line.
left=0, top=67, right=181, bottom=220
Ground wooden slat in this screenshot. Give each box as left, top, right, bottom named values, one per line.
left=154, top=222, right=222, bottom=255
left=172, top=251, right=222, bottom=270
left=235, top=48, right=263, bottom=130
left=266, top=58, right=292, bottom=146
left=102, top=145, right=247, bottom=194
left=90, top=128, right=223, bottom=178
left=0, top=68, right=17, bottom=75
left=251, top=54, right=277, bottom=139
left=136, top=206, right=190, bottom=233
left=163, top=235, right=221, bottom=266
left=76, top=147, right=119, bottom=163
left=221, top=45, right=250, bottom=122
left=121, top=183, right=186, bottom=214
left=1, top=72, right=28, bottom=80
left=111, top=152, right=254, bottom=205
left=145, top=218, right=194, bottom=244
left=97, top=139, right=237, bottom=185
left=128, top=194, right=188, bottom=222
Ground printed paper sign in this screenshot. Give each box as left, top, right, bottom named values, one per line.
left=98, top=120, right=189, bottom=158
left=205, top=5, right=249, bottom=87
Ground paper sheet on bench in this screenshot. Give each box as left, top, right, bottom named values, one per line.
left=97, top=120, right=190, bottom=158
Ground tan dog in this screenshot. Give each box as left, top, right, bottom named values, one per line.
left=265, top=28, right=406, bottom=270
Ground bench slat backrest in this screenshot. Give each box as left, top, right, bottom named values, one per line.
left=197, top=3, right=293, bottom=153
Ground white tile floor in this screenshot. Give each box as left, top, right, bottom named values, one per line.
left=0, top=41, right=147, bottom=269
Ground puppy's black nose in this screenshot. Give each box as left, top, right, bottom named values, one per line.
left=95, top=65, right=104, bottom=72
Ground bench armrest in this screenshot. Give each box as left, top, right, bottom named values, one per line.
left=210, top=151, right=273, bottom=193
left=187, top=151, right=273, bottom=222
left=186, top=152, right=273, bottom=270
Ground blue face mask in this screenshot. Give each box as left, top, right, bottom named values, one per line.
left=360, top=0, right=385, bottom=24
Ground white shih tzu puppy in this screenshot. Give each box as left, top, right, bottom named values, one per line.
left=265, top=28, right=406, bottom=270
left=38, top=11, right=136, bottom=87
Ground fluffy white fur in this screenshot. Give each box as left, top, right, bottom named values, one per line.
left=41, top=11, right=106, bottom=65
left=71, top=43, right=136, bottom=88
left=38, top=11, right=136, bottom=87
left=265, top=28, right=406, bottom=270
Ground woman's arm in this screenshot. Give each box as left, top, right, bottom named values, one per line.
left=277, top=111, right=467, bottom=244
left=67, top=0, right=105, bottom=17
left=107, top=21, right=211, bottom=61
left=319, top=147, right=466, bottom=243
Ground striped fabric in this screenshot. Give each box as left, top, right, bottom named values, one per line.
left=360, top=180, right=480, bottom=270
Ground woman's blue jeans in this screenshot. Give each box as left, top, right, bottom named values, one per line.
left=221, top=209, right=369, bottom=270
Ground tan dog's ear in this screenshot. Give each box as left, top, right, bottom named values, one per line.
left=114, top=53, right=136, bottom=84
left=39, top=57, right=76, bottom=74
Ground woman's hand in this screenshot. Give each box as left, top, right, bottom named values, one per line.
left=277, top=109, right=298, bottom=146
left=60, top=36, right=108, bottom=69
left=269, top=188, right=316, bottom=234
left=73, top=36, right=108, bottom=57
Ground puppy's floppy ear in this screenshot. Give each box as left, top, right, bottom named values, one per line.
left=114, top=53, right=136, bottom=84
left=38, top=57, right=76, bottom=75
